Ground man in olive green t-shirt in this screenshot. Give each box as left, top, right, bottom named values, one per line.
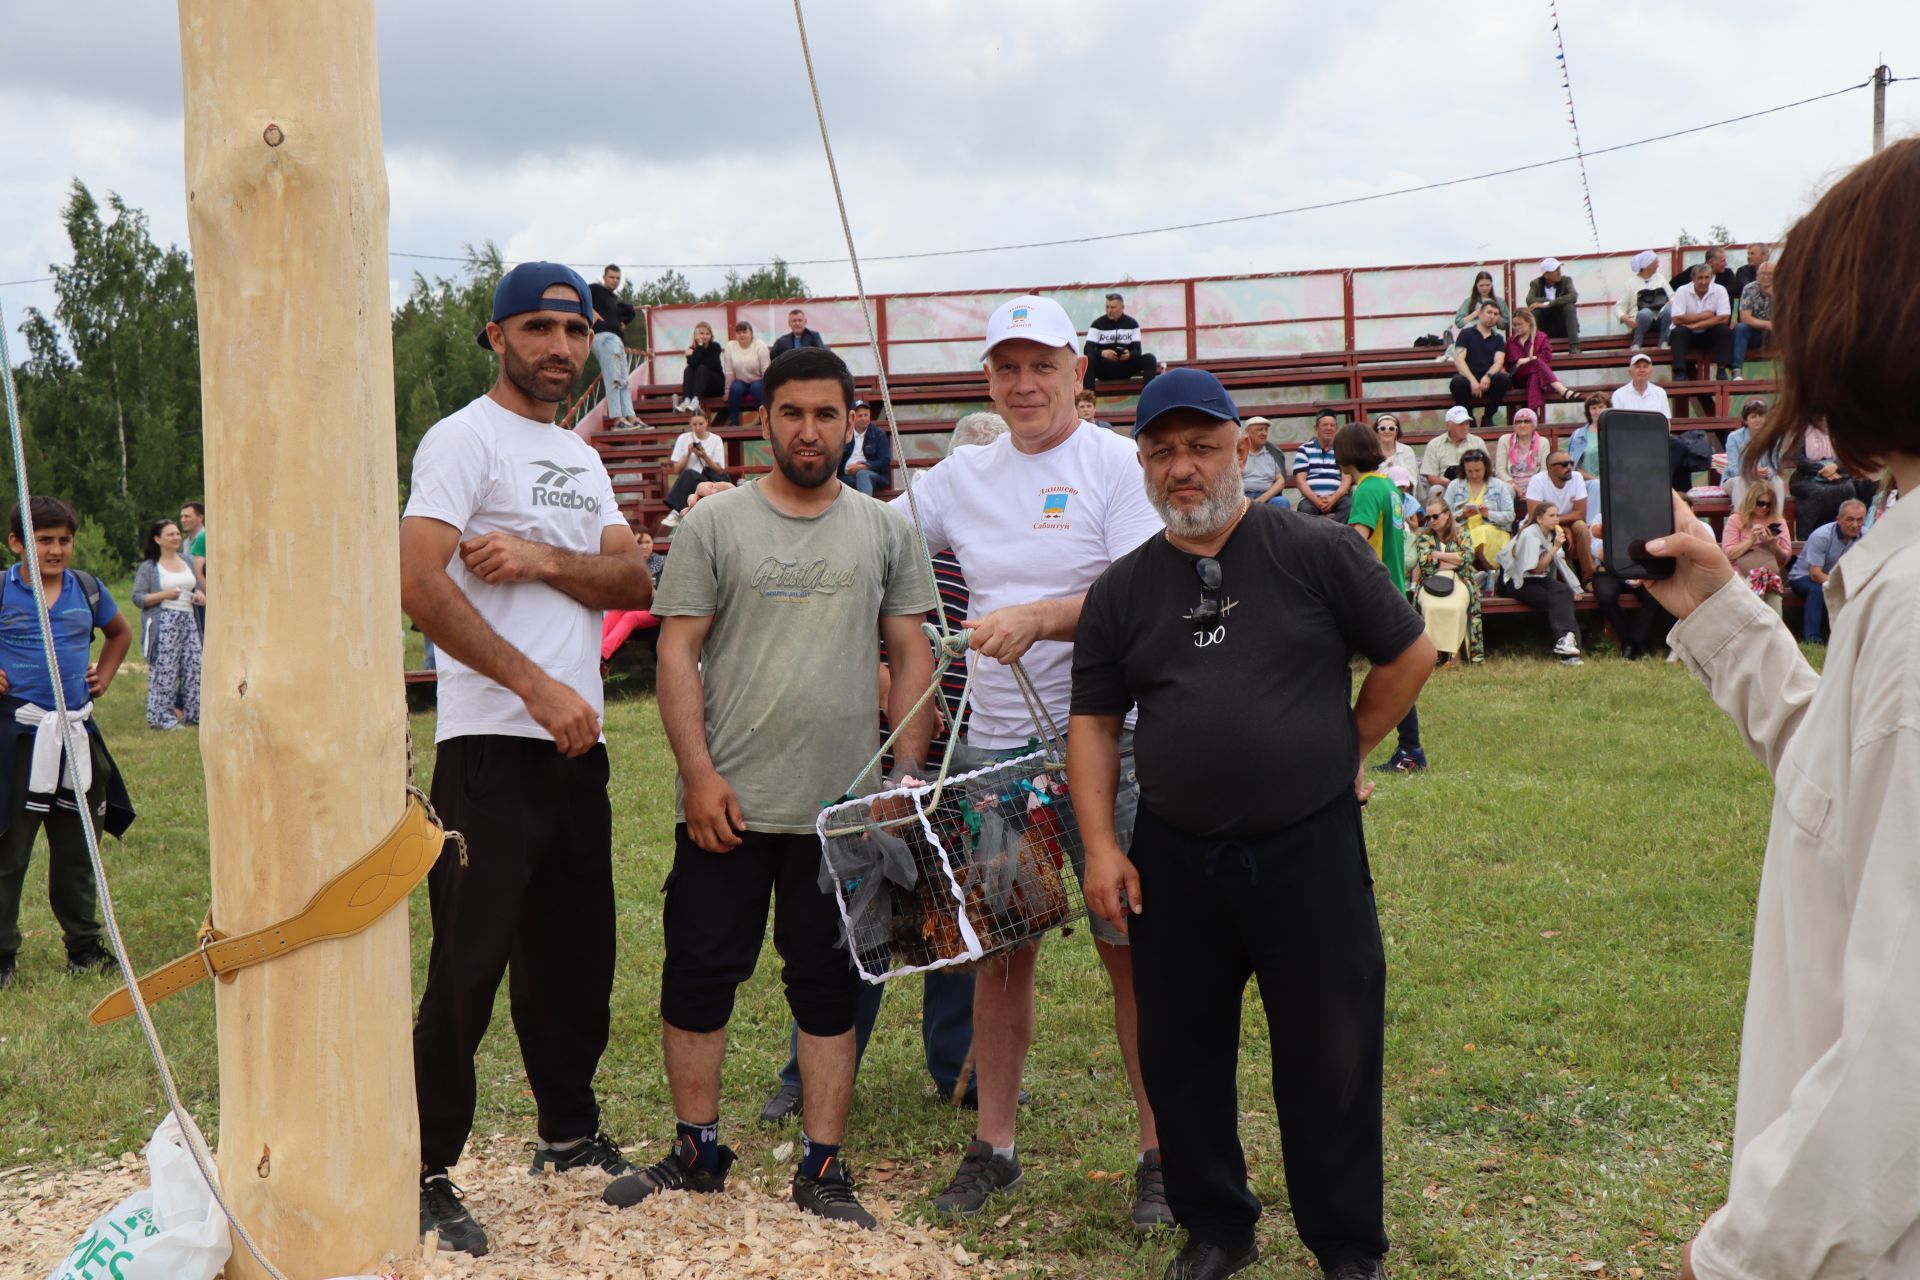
left=605, top=347, right=935, bottom=1229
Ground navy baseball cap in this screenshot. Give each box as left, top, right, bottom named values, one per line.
left=475, top=261, right=594, bottom=350
left=1131, top=367, right=1241, bottom=439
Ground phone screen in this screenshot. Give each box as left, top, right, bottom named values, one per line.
left=1597, top=409, right=1676, bottom=579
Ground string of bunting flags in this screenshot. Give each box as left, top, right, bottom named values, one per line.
left=1548, top=0, right=1602, bottom=248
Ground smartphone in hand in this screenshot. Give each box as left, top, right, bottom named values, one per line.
left=1597, top=409, right=1676, bottom=579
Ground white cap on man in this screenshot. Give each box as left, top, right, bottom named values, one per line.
left=1445, top=405, right=1473, bottom=425
left=1244, top=415, right=1271, bottom=430
left=1540, top=257, right=1561, bottom=274
left=1628, top=352, right=1653, bottom=367
left=1630, top=250, right=1657, bottom=272
left=981, top=295, right=1080, bottom=360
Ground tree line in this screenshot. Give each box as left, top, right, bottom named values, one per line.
left=9, top=180, right=807, bottom=569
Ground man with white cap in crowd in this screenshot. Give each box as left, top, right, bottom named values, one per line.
left=1618, top=251, right=1673, bottom=350
left=1524, top=257, right=1581, bottom=355
left=1420, top=406, right=1489, bottom=495
left=900, top=294, right=1172, bottom=1232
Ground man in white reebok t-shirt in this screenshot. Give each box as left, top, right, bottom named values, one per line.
left=903, top=295, right=1171, bottom=1232
left=400, top=261, right=654, bottom=1257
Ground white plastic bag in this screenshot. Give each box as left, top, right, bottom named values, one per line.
left=46, top=1113, right=231, bottom=1280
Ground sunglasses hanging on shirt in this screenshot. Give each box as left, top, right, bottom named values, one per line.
left=1184, top=556, right=1238, bottom=629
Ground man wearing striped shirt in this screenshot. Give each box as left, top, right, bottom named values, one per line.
left=1291, top=410, right=1352, bottom=520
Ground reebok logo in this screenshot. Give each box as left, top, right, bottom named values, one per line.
left=530, top=459, right=600, bottom=513
left=531, top=460, right=588, bottom=487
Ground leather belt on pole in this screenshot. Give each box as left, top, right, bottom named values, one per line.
left=90, top=796, right=445, bottom=1026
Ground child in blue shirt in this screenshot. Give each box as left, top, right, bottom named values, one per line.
left=0, top=497, right=136, bottom=989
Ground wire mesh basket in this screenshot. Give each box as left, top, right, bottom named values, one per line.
left=816, top=748, right=1088, bottom=983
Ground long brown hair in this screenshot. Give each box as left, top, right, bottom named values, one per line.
left=1748, top=137, right=1920, bottom=480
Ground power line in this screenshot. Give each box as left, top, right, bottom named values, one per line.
left=0, top=277, right=53, bottom=289
left=390, top=76, right=1872, bottom=274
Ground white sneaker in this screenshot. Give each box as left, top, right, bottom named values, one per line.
left=1552, top=632, right=1580, bottom=658
left=1560, top=654, right=1585, bottom=667
left=660, top=509, right=682, bottom=529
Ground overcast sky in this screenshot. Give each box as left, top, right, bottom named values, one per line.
left=3, top=0, right=1916, bottom=353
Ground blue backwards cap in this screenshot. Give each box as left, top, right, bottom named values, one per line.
left=475, top=261, right=594, bottom=350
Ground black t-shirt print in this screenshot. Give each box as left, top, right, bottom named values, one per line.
left=1072, top=503, right=1425, bottom=841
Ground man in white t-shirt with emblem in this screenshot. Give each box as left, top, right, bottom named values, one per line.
left=399, top=262, right=654, bottom=1257
left=899, top=295, right=1172, bottom=1233
left=1523, top=450, right=1595, bottom=584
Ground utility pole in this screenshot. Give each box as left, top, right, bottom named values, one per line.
left=1873, top=63, right=1889, bottom=153
left=176, top=0, right=416, bottom=1274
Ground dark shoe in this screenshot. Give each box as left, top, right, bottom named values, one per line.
left=1372, top=748, right=1427, bottom=774
left=1131, top=1148, right=1175, bottom=1232
left=759, top=1080, right=803, bottom=1124
left=1164, top=1239, right=1259, bottom=1280
left=1328, top=1258, right=1388, bottom=1280
left=792, top=1161, right=878, bottom=1229
left=602, top=1134, right=736, bottom=1208
left=66, top=943, right=114, bottom=974
left=0, top=954, right=15, bottom=990
left=419, top=1173, right=489, bottom=1256
left=528, top=1130, right=629, bottom=1176
left=932, top=1139, right=1023, bottom=1217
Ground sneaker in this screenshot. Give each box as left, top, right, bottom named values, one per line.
left=528, top=1130, right=629, bottom=1176
left=792, top=1161, right=877, bottom=1229
left=931, top=1139, right=1023, bottom=1217
left=1328, top=1259, right=1388, bottom=1280
left=0, top=954, right=15, bottom=990
left=66, top=943, right=114, bottom=974
left=759, top=1081, right=803, bottom=1124
left=1164, top=1239, right=1259, bottom=1280
left=602, top=1134, right=736, bottom=1208
left=1371, top=748, right=1427, bottom=775
left=659, top=509, right=683, bottom=530
left=1552, top=632, right=1580, bottom=658
left=419, top=1173, right=489, bottom=1256
left=1131, top=1149, right=1174, bottom=1232
left=1560, top=654, right=1585, bottom=667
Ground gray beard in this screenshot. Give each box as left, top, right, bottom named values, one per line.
left=1147, top=462, right=1245, bottom=540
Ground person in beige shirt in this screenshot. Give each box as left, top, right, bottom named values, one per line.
left=1644, top=137, right=1920, bottom=1280
left=721, top=320, right=772, bottom=425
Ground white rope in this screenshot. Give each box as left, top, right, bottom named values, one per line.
left=0, top=303, right=290, bottom=1280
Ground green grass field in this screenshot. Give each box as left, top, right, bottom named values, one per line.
left=0, top=637, right=1777, bottom=1278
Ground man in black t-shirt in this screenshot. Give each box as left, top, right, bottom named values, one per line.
left=1069, top=367, right=1433, bottom=1280
left=1083, top=292, right=1160, bottom=391
left=590, top=264, right=639, bottom=428
left=1448, top=300, right=1512, bottom=430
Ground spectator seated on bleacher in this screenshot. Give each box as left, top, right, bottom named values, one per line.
left=1720, top=484, right=1796, bottom=616
left=1523, top=449, right=1596, bottom=584
left=769, top=307, right=827, bottom=360
left=662, top=410, right=732, bottom=527
left=1449, top=302, right=1512, bottom=431
left=1496, top=408, right=1552, bottom=492
left=1724, top=397, right=1787, bottom=512
left=1566, top=392, right=1610, bottom=477
left=1081, top=291, right=1158, bottom=390
left=1587, top=480, right=1672, bottom=660
left=1075, top=389, right=1117, bottom=433
left=1374, top=413, right=1420, bottom=481
left=1524, top=257, right=1581, bottom=354
left=1787, top=500, right=1867, bottom=644
left=722, top=320, right=772, bottom=425
left=675, top=320, right=726, bottom=414
left=1734, top=242, right=1770, bottom=293
left=1291, top=410, right=1350, bottom=519
left=1618, top=250, right=1674, bottom=350
left=1789, top=422, right=1879, bottom=538
left=839, top=399, right=892, bottom=497
left=1496, top=503, right=1585, bottom=665
left=1670, top=264, right=1733, bottom=384
left=1240, top=416, right=1291, bottom=507
left=1733, top=261, right=1775, bottom=378
left=1444, top=448, right=1513, bottom=574
left=1414, top=496, right=1483, bottom=666
left=1608, top=353, right=1710, bottom=489
left=1671, top=244, right=1739, bottom=298
left=1424, top=406, right=1491, bottom=492
left=1505, top=310, right=1578, bottom=418
left=1443, top=270, right=1506, bottom=357
left=600, top=533, right=663, bottom=669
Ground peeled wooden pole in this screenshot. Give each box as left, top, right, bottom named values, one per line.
left=178, top=2, right=414, bottom=1274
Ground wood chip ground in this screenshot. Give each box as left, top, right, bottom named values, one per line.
left=1, top=1144, right=998, bottom=1279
